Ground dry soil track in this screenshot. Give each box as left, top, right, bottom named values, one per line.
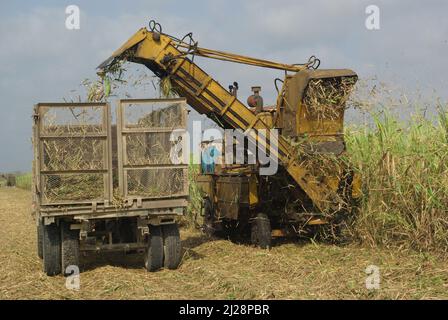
left=0, top=187, right=447, bottom=299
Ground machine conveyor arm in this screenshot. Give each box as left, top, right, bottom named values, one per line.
left=98, top=27, right=344, bottom=213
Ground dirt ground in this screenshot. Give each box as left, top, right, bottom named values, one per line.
left=0, top=187, right=447, bottom=300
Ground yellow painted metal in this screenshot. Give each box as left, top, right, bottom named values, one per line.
left=248, top=174, right=259, bottom=207
left=351, top=173, right=362, bottom=199
left=271, top=229, right=286, bottom=237
left=278, top=69, right=357, bottom=139
left=176, top=43, right=308, bottom=72
left=99, top=29, right=352, bottom=213
left=257, top=112, right=274, bottom=129
left=97, top=28, right=148, bottom=70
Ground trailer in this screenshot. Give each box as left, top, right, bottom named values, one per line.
left=32, top=98, right=189, bottom=276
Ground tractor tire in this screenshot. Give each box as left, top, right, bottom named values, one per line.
left=42, top=222, right=62, bottom=276
left=162, top=223, right=182, bottom=270
left=251, top=213, right=272, bottom=249
left=37, top=219, right=43, bottom=259
left=144, top=225, right=163, bottom=272
left=61, top=221, right=80, bottom=276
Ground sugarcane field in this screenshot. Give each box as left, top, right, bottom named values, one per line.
left=1, top=0, right=448, bottom=308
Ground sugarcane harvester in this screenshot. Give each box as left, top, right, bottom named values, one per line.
left=98, top=20, right=362, bottom=248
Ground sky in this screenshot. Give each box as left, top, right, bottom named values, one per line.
left=0, top=0, right=447, bottom=171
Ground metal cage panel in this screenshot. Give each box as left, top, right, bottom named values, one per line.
left=117, top=99, right=188, bottom=199
left=35, top=103, right=112, bottom=205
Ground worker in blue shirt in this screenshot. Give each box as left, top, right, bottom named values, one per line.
left=201, top=141, right=219, bottom=174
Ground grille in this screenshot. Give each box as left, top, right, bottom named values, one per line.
left=124, top=102, right=184, bottom=129
left=42, top=173, right=104, bottom=202
left=42, top=138, right=105, bottom=171
left=38, top=104, right=110, bottom=204
left=40, top=105, right=105, bottom=134
left=119, top=99, right=188, bottom=199
left=127, top=168, right=185, bottom=197
left=125, top=132, right=174, bottom=165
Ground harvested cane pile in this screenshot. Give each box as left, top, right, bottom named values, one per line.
left=303, top=76, right=357, bottom=123
left=43, top=174, right=104, bottom=202
left=125, top=134, right=172, bottom=165
left=127, top=168, right=185, bottom=197
left=42, top=138, right=104, bottom=171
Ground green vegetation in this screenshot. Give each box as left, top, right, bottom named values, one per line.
left=184, top=109, right=448, bottom=253
left=185, top=161, right=203, bottom=228
left=346, top=111, right=448, bottom=252
left=14, top=173, right=32, bottom=191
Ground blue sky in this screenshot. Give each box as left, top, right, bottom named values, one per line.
left=0, top=0, right=447, bottom=171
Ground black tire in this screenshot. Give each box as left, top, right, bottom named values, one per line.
left=42, top=222, right=62, bottom=276
left=144, top=225, right=163, bottom=272
left=37, top=219, right=43, bottom=259
left=251, top=213, right=272, bottom=249
left=61, top=221, right=80, bottom=276
left=162, top=223, right=182, bottom=270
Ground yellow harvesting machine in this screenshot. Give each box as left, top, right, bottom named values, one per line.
left=98, top=20, right=361, bottom=247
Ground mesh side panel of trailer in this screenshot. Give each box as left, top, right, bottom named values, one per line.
left=119, top=99, right=188, bottom=199
left=42, top=138, right=105, bottom=171
left=124, top=102, right=184, bottom=129
left=40, top=106, right=105, bottom=134
left=42, top=173, right=105, bottom=202
left=37, top=104, right=111, bottom=205
left=125, top=132, right=174, bottom=165
left=127, top=168, right=186, bottom=197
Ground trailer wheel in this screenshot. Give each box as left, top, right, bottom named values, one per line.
left=61, top=221, right=80, bottom=276
left=144, top=225, right=163, bottom=272
left=162, top=223, right=182, bottom=270
left=42, top=222, right=62, bottom=276
left=37, top=219, right=43, bottom=259
left=251, top=213, right=271, bottom=249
